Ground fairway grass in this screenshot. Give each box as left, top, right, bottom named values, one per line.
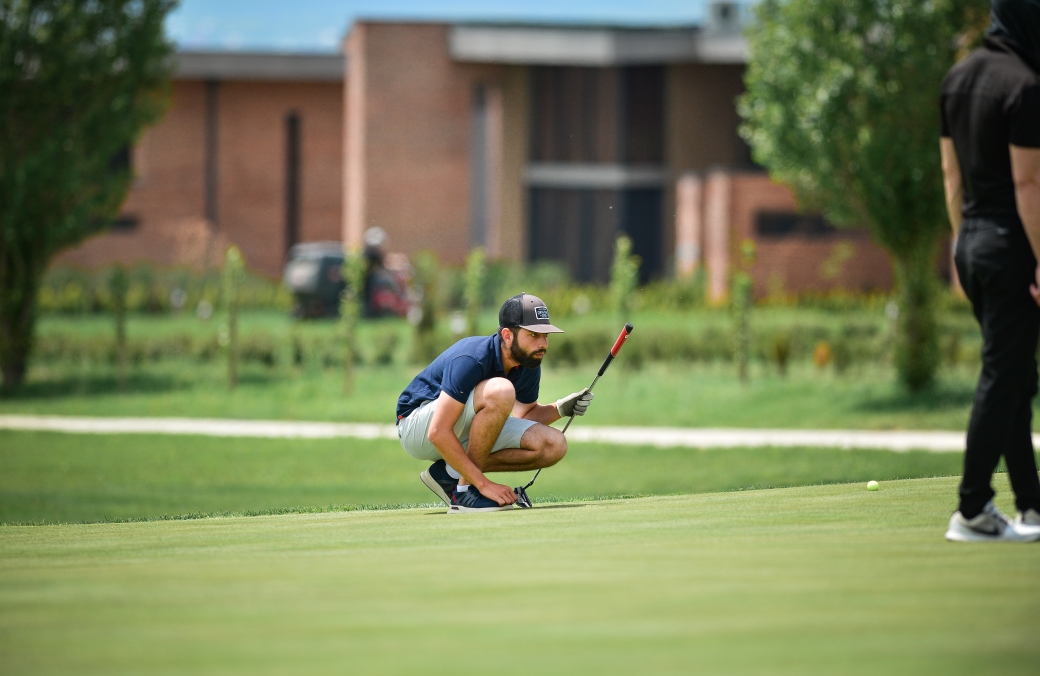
left=0, top=430, right=971, bottom=524
left=1, top=476, right=1037, bottom=676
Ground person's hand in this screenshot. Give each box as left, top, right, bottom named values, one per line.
left=477, top=479, right=518, bottom=506
left=1031, top=263, right=1040, bottom=307
left=556, top=389, right=594, bottom=417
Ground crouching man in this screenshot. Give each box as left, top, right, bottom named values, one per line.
left=396, top=293, right=593, bottom=513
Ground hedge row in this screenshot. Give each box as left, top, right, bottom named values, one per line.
left=32, top=321, right=981, bottom=371
left=40, top=261, right=940, bottom=318
left=39, top=266, right=292, bottom=315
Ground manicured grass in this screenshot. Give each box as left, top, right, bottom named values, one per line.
left=2, top=476, right=1037, bottom=676
left=0, top=429, right=973, bottom=524
left=1, top=360, right=984, bottom=430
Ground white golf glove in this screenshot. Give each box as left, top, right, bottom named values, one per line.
left=556, top=389, right=594, bottom=418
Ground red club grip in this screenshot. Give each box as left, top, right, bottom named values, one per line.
left=610, top=323, right=634, bottom=356
left=597, top=324, right=634, bottom=377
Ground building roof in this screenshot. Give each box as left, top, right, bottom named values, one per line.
left=174, top=51, right=345, bottom=81
left=449, top=24, right=746, bottom=66
left=174, top=16, right=746, bottom=80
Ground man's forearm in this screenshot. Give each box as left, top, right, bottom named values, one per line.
left=523, top=403, right=562, bottom=426
left=945, top=187, right=963, bottom=236
left=940, top=137, right=963, bottom=236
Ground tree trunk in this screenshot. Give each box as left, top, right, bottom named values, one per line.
left=0, top=275, right=38, bottom=392
left=892, top=244, right=940, bottom=393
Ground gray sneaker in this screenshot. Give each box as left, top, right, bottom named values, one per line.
left=946, top=501, right=1040, bottom=542
left=1014, top=508, right=1040, bottom=528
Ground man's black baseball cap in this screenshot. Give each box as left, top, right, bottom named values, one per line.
left=498, top=293, right=564, bottom=334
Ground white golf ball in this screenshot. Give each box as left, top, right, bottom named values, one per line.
left=867, top=480, right=879, bottom=491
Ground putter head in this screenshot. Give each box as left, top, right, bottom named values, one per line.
left=514, top=485, right=533, bottom=509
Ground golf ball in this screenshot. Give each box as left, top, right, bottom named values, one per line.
left=867, top=480, right=879, bottom=491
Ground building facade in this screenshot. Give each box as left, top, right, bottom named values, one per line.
left=58, top=13, right=895, bottom=296
left=57, top=51, right=344, bottom=276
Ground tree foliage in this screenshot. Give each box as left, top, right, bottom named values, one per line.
left=739, top=0, right=969, bottom=391
left=0, top=0, right=176, bottom=389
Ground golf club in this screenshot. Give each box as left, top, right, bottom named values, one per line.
left=514, top=322, right=634, bottom=508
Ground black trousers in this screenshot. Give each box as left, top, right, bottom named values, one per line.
left=954, top=217, right=1040, bottom=518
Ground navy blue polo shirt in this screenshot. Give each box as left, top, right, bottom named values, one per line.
left=396, top=333, right=540, bottom=421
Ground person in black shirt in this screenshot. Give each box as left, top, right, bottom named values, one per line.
left=940, top=0, right=1040, bottom=542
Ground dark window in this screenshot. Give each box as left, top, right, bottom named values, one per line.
left=108, top=145, right=131, bottom=174
left=527, top=65, right=666, bottom=280
left=285, top=112, right=300, bottom=257
left=622, top=188, right=662, bottom=282
left=755, top=212, right=838, bottom=238
left=206, top=79, right=220, bottom=227
left=111, top=215, right=139, bottom=231
left=530, top=67, right=618, bottom=163
left=621, top=66, right=665, bottom=164
left=470, top=86, right=488, bottom=247
left=529, top=188, right=620, bottom=283
left=528, top=187, right=663, bottom=283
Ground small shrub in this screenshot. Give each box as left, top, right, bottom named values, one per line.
left=772, top=331, right=791, bottom=375
left=610, top=236, right=639, bottom=321
left=831, top=334, right=853, bottom=374
left=374, top=331, right=399, bottom=365
left=813, top=341, right=832, bottom=369
left=240, top=334, right=277, bottom=368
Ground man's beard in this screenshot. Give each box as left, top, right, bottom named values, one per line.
left=509, top=337, right=545, bottom=369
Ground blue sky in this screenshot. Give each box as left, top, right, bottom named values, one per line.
left=167, top=1, right=754, bottom=52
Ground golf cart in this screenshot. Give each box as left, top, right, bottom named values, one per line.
left=283, top=242, right=345, bottom=318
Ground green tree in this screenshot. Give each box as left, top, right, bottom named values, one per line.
left=339, top=247, right=366, bottom=395
left=410, top=250, right=440, bottom=364
left=107, top=264, right=129, bottom=391
left=610, top=235, right=640, bottom=321
left=739, top=0, right=968, bottom=391
left=222, top=246, right=244, bottom=390
left=0, top=0, right=176, bottom=390
left=732, top=240, right=757, bottom=384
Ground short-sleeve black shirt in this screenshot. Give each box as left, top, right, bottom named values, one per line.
left=940, top=39, right=1040, bottom=220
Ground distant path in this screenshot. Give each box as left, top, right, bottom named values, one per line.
left=0, top=414, right=996, bottom=452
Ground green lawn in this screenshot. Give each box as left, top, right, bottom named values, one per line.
left=2, top=476, right=1037, bottom=676
left=0, top=429, right=974, bottom=524
left=1, top=306, right=991, bottom=430
left=1, top=360, right=984, bottom=430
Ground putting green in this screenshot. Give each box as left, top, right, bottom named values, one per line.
left=1, top=476, right=1037, bottom=675
left=0, top=430, right=968, bottom=524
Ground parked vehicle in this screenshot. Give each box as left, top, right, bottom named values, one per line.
left=282, top=239, right=411, bottom=319
left=283, top=242, right=345, bottom=318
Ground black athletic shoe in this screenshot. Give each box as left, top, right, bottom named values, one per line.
left=447, top=486, right=513, bottom=514
left=420, top=459, right=457, bottom=506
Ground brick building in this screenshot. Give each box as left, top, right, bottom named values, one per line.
left=58, top=51, right=345, bottom=276
left=59, top=9, right=895, bottom=296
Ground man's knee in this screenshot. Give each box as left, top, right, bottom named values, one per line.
left=478, top=377, right=515, bottom=413
left=537, top=426, right=567, bottom=467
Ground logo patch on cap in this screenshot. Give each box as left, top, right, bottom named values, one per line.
left=534, top=306, right=549, bottom=320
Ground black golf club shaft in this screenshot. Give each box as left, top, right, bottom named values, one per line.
left=519, top=323, right=634, bottom=493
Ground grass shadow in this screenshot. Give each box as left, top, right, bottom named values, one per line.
left=2, top=372, right=186, bottom=401
left=1, top=366, right=285, bottom=402
left=852, top=382, right=975, bottom=414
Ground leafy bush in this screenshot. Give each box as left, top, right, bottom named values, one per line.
left=39, top=265, right=292, bottom=315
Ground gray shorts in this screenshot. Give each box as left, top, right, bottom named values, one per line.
left=397, top=390, right=538, bottom=462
